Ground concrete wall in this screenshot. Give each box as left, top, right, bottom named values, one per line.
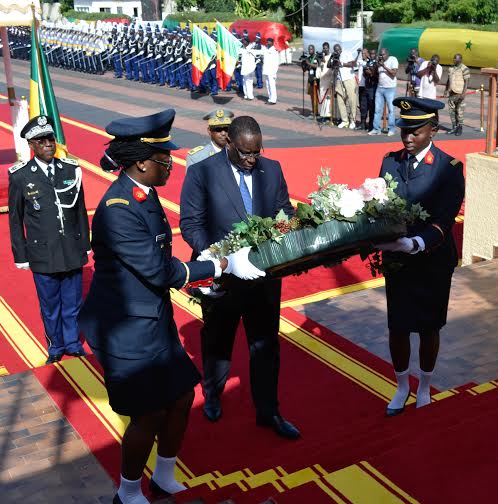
left=462, top=152, right=498, bottom=265
left=74, top=0, right=142, bottom=18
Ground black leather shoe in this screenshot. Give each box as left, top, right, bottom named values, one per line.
left=45, top=354, right=63, bottom=365
left=455, top=125, right=463, bottom=136
left=446, top=126, right=457, bottom=135
left=66, top=349, right=88, bottom=358
left=256, top=414, right=301, bottom=440
left=112, top=494, right=123, bottom=504
left=386, top=395, right=409, bottom=417
left=149, top=478, right=171, bottom=497
left=203, top=397, right=222, bottom=422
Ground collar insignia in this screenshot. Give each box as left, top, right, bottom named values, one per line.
left=31, top=165, right=37, bottom=172
left=57, top=162, right=63, bottom=169
left=424, top=151, right=434, bottom=165
left=27, top=182, right=35, bottom=189
left=133, top=186, right=147, bottom=202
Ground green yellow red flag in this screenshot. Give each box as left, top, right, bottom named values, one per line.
left=30, top=17, right=67, bottom=157
left=191, top=25, right=216, bottom=86
left=215, top=21, right=242, bottom=90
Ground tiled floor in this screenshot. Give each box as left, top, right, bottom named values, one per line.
left=295, top=259, right=498, bottom=390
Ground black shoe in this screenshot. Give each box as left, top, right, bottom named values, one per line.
left=203, top=397, right=222, bottom=422
left=112, top=495, right=123, bottom=504
left=66, top=349, right=88, bottom=358
left=355, top=122, right=366, bottom=131
left=446, top=126, right=457, bottom=135
left=149, top=478, right=171, bottom=497
left=256, top=414, right=300, bottom=440
left=455, top=125, right=463, bottom=136
left=385, top=395, right=409, bottom=417
left=45, top=354, right=63, bottom=365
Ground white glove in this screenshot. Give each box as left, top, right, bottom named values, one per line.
left=15, top=262, right=30, bottom=270
left=197, top=249, right=214, bottom=261
left=375, top=236, right=425, bottom=254
left=198, top=283, right=225, bottom=298
left=197, top=249, right=222, bottom=278
left=225, top=247, right=266, bottom=280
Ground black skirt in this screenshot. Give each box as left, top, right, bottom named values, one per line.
left=92, top=344, right=201, bottom=417
left=385, top=261, right=455, bottom=332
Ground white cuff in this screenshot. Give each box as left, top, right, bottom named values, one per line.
left=211, top=258, right=223, bottom=279
left=15, top=262, right=30, bottom=269
left=410, top=236, right=426, bottom=254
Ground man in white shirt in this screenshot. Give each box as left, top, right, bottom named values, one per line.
left=331, top=44, right=359, bottom=129
left=369, top=47, right=399, bottom=136
left=240, top=38, right=263, bottom=100
left=316, top=42, right=333, bottom=122
left=262, top=37, right=279, bottom=105
left=417, top=54, right=442, bottom=99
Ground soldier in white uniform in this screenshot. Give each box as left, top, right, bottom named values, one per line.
left=262, top=38, right=280, bottom=105
left=186, top=109, right=234, bottom=169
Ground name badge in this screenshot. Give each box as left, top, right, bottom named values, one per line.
left=155, top=233, right=166, bottom=242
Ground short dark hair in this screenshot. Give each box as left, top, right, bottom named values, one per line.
left=228, top=116, right=261, bottom=141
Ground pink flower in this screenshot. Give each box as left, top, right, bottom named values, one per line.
left=358, top=178, right=388, bottom=203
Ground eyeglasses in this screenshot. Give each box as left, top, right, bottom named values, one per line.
left=210, top=126, right=229, bottom=133
left=233, top=145, right=263, bottom=160
left=30, top=136, right=56, bottom=145
left=147, top=158, right=173, bottom=171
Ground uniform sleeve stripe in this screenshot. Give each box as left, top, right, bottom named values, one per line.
left=180, top=262, right=190, bottom=288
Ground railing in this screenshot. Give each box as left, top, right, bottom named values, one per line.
left=481, top=68, right=498, bottom=155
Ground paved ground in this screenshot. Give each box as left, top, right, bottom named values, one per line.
left=0, top=57, right=488, bottom=151
left=294, top=259, right=498, bottom=391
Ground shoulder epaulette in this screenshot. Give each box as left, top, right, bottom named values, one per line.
left=450, top=158, right=462, bottom=167
left=59, top=157, right=79, bottom=166
left=188, top=145, right=204, bottom=156
left=8, top=161, right=27, bottom=174
left=106, top=198, right=129, bottom=207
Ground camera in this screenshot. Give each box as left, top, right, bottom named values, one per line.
left=406, top=56, right=416, bottom=64
left=377, top=55, right=384, bottom=64
left=366, top=57, right=377, bottom=68
left=327, top=51, right=341, bottom=69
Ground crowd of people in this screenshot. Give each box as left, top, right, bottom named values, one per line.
left=301, top=43, right=471, bottom=136
left=5, top=21, right=283, bottom=104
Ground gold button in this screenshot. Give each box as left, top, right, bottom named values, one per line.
left=160, top=244, right=164, bottom=249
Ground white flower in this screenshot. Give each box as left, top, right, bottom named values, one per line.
left=358, top=177, right=388, bottom=203
left=337, top=189, right=364, bottom=218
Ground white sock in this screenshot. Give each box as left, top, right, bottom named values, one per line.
left=117, top=475, right=149, bottom=504
left=388, top=368, right=410, bottom=410
left=416, top=369, right=433, bottom=408
left=152, top=455, right=187, bottom=494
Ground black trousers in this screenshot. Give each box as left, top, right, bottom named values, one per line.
left=359, top=85, right=376, bottom=130
left=200, top=279, right=281, bottom=417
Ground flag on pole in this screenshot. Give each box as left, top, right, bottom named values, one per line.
left=216, top=22, right=242, bottom=90
left=30, top=15, right=67, bottom=157
left=191, top=25, right=216, bottom=86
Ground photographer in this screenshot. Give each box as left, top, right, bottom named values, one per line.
left=315, top=42, right=333, bottom=122
left=300, top=44, right=320, bottom=117
left=357, top=48, right=378, bottom=131
left=405, top=48, right=424, bottom=97
left=369, top=47, right=398, bottom=136
left=417, top=54, right=442, bottom=99
left=328, top=43, right=359, bottom=129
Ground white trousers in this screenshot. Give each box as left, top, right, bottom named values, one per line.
left=243, top=74, right=254, bottom=99
left=265, top=74, right=277, bottom=103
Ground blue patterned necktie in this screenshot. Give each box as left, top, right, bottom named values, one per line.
left=47, top=164, right=55, bottom=185
left=237, top=169, right=252, bottom=215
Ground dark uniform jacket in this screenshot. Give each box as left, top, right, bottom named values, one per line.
left=8, top=157, right=90, bottom=274
left=380, top=143, right=465, bottom=269
left=78, top=172, right=215, bottom=359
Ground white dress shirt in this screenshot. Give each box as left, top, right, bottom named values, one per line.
left=262, top=46, right=279, bottom=76
left=34, top=157, right=55, bottom=179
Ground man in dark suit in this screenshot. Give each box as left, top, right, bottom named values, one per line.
left=180, top=116, right=300, bottom=439
left=8, top=115, right=90, bottom=364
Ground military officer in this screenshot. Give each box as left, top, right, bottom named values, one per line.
left=78, top=109, right=263, bottom=504
left=376, top=97, right=465, bottom=416
left=186, top=109, right=234, bottom=169
left=8, top=116, right=91, bottom=364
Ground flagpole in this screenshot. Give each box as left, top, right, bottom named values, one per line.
left=0, top=27, right=16, bottom=106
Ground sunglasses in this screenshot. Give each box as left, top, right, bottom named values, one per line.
left=210, top=126, right=229, bottom=133
left=233, top=145, right=263, bottom=160
left=147, top=157, right=173, bottom=172
left=30, top=135, right=56, bottom=145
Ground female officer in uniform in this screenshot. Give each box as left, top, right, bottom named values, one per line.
left=376, top=97, right=465, bottom=416
left=78, top=109, right=264, bottom=504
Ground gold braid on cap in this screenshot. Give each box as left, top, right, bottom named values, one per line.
left=399, top=113, right=435, bottom=119
left=140, top=135, right=172, bottom=144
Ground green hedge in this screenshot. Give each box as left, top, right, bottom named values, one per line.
left=165, top=11, right=240, bottom=24
left=64, top=10, right=132, bottom=21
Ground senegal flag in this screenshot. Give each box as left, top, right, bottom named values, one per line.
left=191, top=25, right=216, bottom=86
left=30, top=18, right=67, bottom=157
left=216, top=22, right=242, bottom=90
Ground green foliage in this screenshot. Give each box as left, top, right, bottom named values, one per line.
left=445, top=0, right=498, bottom=24
left=165, top=11, right=239, bottom=23
left=176, top=0, right=198, bottom=11
left=372, top=1, right=414, bottom=23
left=64, top=9, right=131, bottom=21
left=400, top=19, right=498, bottom=30
left=203, top=0, right=236, bottom=12
left=59, top=0, right=74, bottom=15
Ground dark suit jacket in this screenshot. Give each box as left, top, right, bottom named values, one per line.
left=8, top=157, right=90, bottom=274
left=180, top=149, right=294, bottom=257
